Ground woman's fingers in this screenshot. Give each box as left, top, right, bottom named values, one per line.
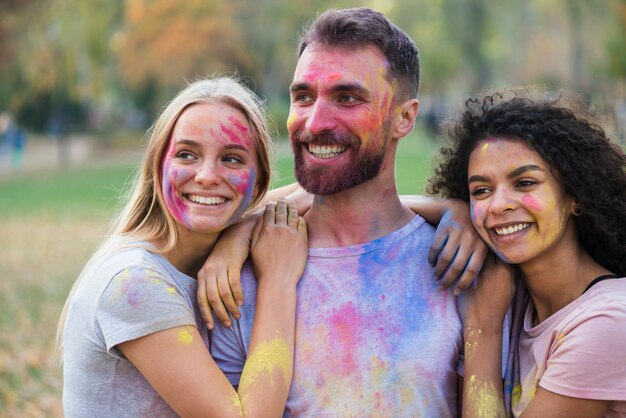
left=288, top=201, right=299, bottom=228
left=275, top=199, right=288, bottom=225
left=196, top=272, right=214, bottom=330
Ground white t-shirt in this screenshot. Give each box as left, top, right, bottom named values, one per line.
left=62, top=245, right=207, bottom=418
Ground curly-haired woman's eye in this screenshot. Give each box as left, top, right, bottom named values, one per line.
left=516, top=179, right=537, bottom=188
left=470, top=186, right=491, bottom=197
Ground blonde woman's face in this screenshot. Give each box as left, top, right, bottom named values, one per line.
left=161, top=102, right=259, bottom=236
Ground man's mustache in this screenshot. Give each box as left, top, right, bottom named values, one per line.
left=292, top=130, right=359, bottom=147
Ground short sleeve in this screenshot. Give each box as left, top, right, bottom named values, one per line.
left=539, top=300, right=626, bottom=400
left=210, top=319, right=247, bottom=386
left=209, top=262, right=256, bottom=387
left=96, top=265, right=197, bottom=358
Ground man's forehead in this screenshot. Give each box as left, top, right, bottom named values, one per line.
left=293, top=44, right=390, bottom=87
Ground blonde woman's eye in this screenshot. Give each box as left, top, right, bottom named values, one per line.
left=176, top=151, right=195, bottom=160
left=223, top=155, right=243, bottom=164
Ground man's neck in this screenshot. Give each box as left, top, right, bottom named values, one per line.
left=303, top=177, right=415, bottom=248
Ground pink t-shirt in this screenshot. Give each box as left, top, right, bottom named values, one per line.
left=511, top=278, right=626, bottom=417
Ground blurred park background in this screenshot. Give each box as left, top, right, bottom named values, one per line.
left=1, top=0, right=625, bottom=416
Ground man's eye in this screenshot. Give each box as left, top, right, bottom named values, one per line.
left=338, top=95, right=358, bottom=104
left=294, top=94, right=312, bottom=103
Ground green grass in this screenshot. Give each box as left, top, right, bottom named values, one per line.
left=0, top=163, right=138, bottom=217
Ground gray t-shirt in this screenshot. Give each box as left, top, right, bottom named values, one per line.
left=63, top=245, right=208, bottom=417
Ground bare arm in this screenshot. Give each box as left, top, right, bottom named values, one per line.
left=201, top=190, right=486, bottom=327
left=198, top=183, right=311, bottom=328
left=119, top=201, right=308, bottom=417
left=457, top=254, right=514, bottom=418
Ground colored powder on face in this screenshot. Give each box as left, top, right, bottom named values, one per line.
left=238, top=337, right=292, bottom=401
left=469, top=201, right=487, bottom=230
left=228, top=115, right=249, bottom=134
left=161, top=153, right=191, bottom=228
left=228, top=167, right=256, bottom=224
left=466, top=374, right=505, bottom=418
left=521, top=194, right=542, bottom=211
left=220, top=121, right=245, bottom=145
left=286, top=112, right=297, bottom=130
left=481, top=142, right=489, bottom=153
left=177, top=330, right=193, bottom=345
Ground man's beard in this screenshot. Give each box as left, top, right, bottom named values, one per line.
left=291, top=128, right=388, bottom=196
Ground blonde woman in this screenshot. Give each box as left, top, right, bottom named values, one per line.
left=57, top=77, right=308, bottom=417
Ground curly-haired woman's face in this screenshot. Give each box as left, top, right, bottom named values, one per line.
left=467, top=137, right=577, bottom=266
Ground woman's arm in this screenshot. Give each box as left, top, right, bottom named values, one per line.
left=201, top=189, right=486, bottom=328
left=457, top=254, right=514, bottom=418
left=519, top=389, right=609, bottom=418
left=197, top=183, right=312, bottom=328
left=119, top=200, right=308, bottom=417
left=401, top=196, right=488, bottom=295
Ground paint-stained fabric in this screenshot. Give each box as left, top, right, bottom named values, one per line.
left=211, top=215, right=464, bottom=416
left=508, top=279, right=626, bottom=417
left=63, top=245, right=207, bottom=417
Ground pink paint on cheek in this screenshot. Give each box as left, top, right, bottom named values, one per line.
left=227, top=168, right=256, bottom=224
left=161, top=154, right=191, bottom=227
left=521, top=194, right=543, bottom=211
left=227, top=170, right=252, bottom=194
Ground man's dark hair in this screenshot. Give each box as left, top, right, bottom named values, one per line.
left=298, top=8, right=420, bottom=100
left=428, top=87, right=626, bottom=276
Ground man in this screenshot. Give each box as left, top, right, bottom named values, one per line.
left=211, top=8, right=478, bottom=415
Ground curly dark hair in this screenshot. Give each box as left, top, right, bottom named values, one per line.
left=428, top=88, right=626, bottom=276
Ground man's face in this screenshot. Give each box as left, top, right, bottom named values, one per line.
left=287, top=44, right=398, bottom=195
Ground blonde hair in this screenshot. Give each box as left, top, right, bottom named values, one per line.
left=56, top=77, right=274, bottom=356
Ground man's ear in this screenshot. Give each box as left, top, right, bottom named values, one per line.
left=392, top=98, right=419, bottom=140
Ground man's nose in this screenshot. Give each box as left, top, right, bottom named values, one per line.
left=305, top=99, right=337, bottom=135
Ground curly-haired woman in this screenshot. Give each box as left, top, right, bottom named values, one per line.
left=429, top=88, right=626, bottom=417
